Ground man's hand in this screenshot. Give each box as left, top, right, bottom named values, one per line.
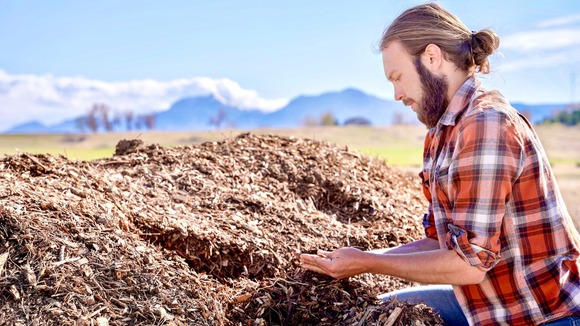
left=298, top=247, right=368, bottom=279
left=295, top=242, right=487, bottom=285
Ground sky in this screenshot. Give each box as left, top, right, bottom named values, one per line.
left=1, top=0, right=580, bottom=131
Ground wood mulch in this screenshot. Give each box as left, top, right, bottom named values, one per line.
left=0, top=133, right=442, bottom=325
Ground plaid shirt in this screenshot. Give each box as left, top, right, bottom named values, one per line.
left=420, top=77, right=580, bottom=325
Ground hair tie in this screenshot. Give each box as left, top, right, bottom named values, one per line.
left=470, top=30, right=481, bottom=55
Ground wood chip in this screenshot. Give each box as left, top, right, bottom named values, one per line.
left=0, top=251, right=8, bottom=275
left=0, top=134, right=442, bottom=325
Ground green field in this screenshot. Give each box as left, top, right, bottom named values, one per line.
left=1, top=125, right=579, bottom=228
left=0, top=126, right=429, bottom=164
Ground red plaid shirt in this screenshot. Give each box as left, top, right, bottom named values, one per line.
left=420, top=77, right=580, bottom=325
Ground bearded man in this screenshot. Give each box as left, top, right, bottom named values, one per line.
left=298, top=3, right=580, bottom=325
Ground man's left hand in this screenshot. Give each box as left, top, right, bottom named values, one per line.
left=297, top=247, right=367, bottom=279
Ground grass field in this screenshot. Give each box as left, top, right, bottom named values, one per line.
left=1, top=124, right=579, bottom=228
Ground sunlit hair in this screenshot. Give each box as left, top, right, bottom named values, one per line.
left=380, top=3, right=500, bottom=74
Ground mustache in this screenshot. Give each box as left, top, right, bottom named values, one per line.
left=402, top=99, right=414, bottom=106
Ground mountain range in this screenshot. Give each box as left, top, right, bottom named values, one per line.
left=5, top=88, right=567, bottom=133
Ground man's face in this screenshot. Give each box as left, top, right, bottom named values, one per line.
left=382, top=41, right=449, bottom=128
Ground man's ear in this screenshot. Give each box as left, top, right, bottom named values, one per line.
left=421, top=43, right=443, bottom=72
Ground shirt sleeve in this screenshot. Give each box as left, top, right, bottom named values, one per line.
left=420, top=130, right=438, bottom=241
left=419, top=170, right=438, bottom=240
left=444, top=111, right=523, bottom=271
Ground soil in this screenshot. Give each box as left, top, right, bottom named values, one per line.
left=0, top=133, right=442, bottom=325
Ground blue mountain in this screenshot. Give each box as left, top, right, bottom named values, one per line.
left=511, top=103, right=567, bottom=124
left=151, top=88, right=417, bottom=130
left=4, top=88, right=568, bottom=133
left=263, top=88, right=413, bottom=127
left=7, top=121, right=51, bottom=133
left=154, top=95, right=269, bottom=130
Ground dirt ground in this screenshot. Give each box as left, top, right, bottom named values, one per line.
left=0, top=134, right=443, bottom=325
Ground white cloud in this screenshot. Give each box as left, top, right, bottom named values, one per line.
left=501, top=28, right=580, bottom=52
left=498, top=47, right=580, bottom=72
left=537, top=13, right=580, bottom=28
left=0, top=70, right=288, bottom=131
left=498, top=14, right=580, bottom=72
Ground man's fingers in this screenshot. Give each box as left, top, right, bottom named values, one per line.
left=317, top=249, right=333, bottom=258
left=300, top=254, right=330, bottom=273
left=300, top=253, right=322, bottom=265
left=300, top=253, right=333, bottom=270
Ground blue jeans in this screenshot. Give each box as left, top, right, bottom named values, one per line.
left=542, top=317, right=580, bottom=326
left=378, top=284, right=468, bottom=326
left=379, top=285, right=580, bottom=326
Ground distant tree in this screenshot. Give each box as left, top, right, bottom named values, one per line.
left=343, top=117, right=372, bottom=126
left=392, top=111, right=406, bottom=125
left=209, top=108, right=227, bottom=129
left=95, top=103, right=113, bottom=132
left=302, top=116, right=318, bottom=127
left=143, top=114, right=156, bottom=130
left=320, top=111, right=338, bottom=126
left=80, top=103, right=114, bottom=133
left=558, top=111, right=576, bottom=126
left=124, top=111, right=135, bottom=131
left=575, top=110, right=580, bottom=124
left=302, top=112, right=338, bottom=126
left=541, top=106, right=580, bottom=126
left=86, top=106, right=99, bottom=133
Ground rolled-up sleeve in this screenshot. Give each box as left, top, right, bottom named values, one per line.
left=446, top=223, right=501, bottom=270
left=442, top=111, right=523, bottom=271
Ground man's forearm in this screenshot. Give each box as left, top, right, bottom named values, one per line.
left=363, top=247, right=486, bottom=285
left=368, top=237, right=440, bottom=254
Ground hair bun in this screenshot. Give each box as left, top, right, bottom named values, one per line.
left=471, top=29, right=500, bottom=73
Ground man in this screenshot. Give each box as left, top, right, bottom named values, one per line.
left=298, top=3, right=580, bottom=325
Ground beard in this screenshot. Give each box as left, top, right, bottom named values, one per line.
left=412, top=57, right=449, bottom=129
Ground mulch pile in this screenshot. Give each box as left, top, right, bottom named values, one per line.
left=0, top=133, right=443, bottom=325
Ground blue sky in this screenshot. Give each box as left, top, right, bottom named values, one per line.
left=1, top=0, right=580, bottom=131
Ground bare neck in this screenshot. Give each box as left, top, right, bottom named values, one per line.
left=442, top=61, right=471, bottom=101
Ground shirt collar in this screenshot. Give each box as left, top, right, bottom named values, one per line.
left=437, top=76, right=480, bottom=127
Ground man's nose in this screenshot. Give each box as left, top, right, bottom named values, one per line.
left=393, top=86, right=404, bottom=101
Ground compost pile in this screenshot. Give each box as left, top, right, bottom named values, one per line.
left=0, top=133, right=442, bottom=325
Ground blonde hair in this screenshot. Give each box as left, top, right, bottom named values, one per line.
left=380, top=3, right=499, bottom=74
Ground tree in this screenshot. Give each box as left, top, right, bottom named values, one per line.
left=392, top=111, right=404, bottom=125
left=86, top=105, right=99, bottom=133
left=95, top=103, right=112, bottom=132
left=209, top=108, right=227, bottom=129
left=320, top=112, right=338, bottom=126
left=541, top=106, right=580, bottom=126
left=143, top=114, right=156, bottom=130
left=303, top=112, right=338, bottom=127
left=125, top=111, right=135, bottom=131
left=343, top=117, right=372, bottom=126
left=302, top=116, right=318, bottom=127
